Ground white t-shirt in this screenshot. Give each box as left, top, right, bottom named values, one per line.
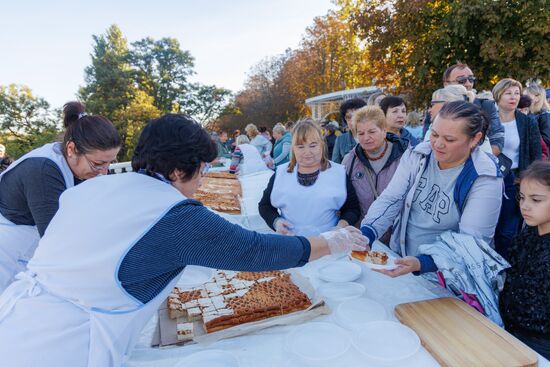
left=502, top=120, right=520, bottom=169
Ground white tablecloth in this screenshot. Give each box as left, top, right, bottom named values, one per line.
left=128, top=170, right=550, bottom=367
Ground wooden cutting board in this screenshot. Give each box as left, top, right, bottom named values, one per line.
left=395, top=297, right=538, bottom=367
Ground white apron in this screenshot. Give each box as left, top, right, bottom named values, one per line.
left=0, top=172, right=185, bottom=367
left=270, top=162, right=347, bottom=236
left=0, top=142, right=74, bottom=292
left=237, top=143, right=269, bottom=176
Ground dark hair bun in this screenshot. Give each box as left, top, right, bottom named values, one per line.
left=62, top=101, right=86, bottom=128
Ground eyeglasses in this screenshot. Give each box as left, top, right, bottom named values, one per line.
left=83, top=154, right=111, bottom=172
left=430, top=100, right=446, bottom=107
left=452, top=76, right=476, bottom=85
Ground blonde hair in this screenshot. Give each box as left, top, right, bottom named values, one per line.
left=406, top=111, right=423, bottom=128
left=245, top=123, right=259, bottom=138
left=492, top=78, right=523, bottom=103
left=351, top=106, right=387, bottom=135
left=235, top=134, right=250, bottom=145
left=525, top=83, right=550, bottom=113
left=287, top=119, right=329, bottom=173
left=433, top=84, right=475, bottom=103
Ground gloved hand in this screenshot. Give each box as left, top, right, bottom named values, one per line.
left=274, top=217, right=295, bottom=235
left=320, top=226, right=369, bottom=254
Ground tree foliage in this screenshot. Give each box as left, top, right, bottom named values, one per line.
left=79, top=25, right=229, bottom=160
left=130, top=37, right=195, bottom=114
left=182, top=84, right=233, bottom=125
left=79, top=25, right=136, bottom=118
left=337, top=0, right=550, bottom=105
left=216, top=12, right=372, bottom=131
left=0, top=84, right=60, bottom=158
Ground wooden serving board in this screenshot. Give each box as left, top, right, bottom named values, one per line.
left=395, top=297, right=538, bottom=367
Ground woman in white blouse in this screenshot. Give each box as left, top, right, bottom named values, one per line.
left=493, top=78, right=542, bottom=258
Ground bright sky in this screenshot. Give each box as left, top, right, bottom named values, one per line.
left=0, top=0, right=335, bottom=109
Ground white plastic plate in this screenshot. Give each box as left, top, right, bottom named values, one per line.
left=352, top=321, right=420, bottom=361
left=335, top=298, right=387, bottom=331
left=317, top=261, right=362, bottom=282
left=317, top=282, right=365, bottom=302
left=177, top=265, right=214, bottom=289
left=284, top=322, right=351, bottom=362
left=175, top=350, right=239, bottom=367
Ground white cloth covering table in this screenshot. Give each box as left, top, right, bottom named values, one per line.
left=127, top=169, right=550, bottom=367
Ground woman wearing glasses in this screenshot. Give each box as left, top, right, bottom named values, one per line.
left=0, top=101, right=120, bottom=292
left=0, top=114, right=366, bottom=366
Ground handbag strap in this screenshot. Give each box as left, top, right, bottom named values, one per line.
left=365, top=167, right=380, bottom=199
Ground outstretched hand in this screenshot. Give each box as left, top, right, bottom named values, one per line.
left=372, top=256, right=421, bottom=278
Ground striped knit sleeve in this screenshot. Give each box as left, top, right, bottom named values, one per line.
left=167, top=200, right=310, bottom=270
left=229, top=147, right=242, bottom=173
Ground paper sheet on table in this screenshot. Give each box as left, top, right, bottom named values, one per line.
left=154, top=269, right=329, bottom=347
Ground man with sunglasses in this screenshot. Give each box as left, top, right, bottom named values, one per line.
left=422, top=63, right=505, bottom=157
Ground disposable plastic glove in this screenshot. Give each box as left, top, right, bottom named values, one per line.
left=274, top=218, right=295, bottom=235
left=320, top=226, right=369, bottom=254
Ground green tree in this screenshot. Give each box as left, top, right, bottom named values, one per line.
left=79, top=25, right=160, bottom=160
left=0, top=84, right=60, bottom=159
left=130, top=37, right=195, bottom=114
left=111, top=90, right=161, bottom=160
left=182, top=84, right=232, bottom=125
left=338, top=0, right=550, bottom=105
left=79, top=24, right=135, bottom=118
left=214, top=13, right=373, bottom=131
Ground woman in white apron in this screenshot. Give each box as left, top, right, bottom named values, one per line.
left=259, top=119, right=361, bottom=237
left=0, top=114, right=367, bottom=367
left=0, top=101, right=120, bottom=292
left=229, top=134, right=270, bottom=175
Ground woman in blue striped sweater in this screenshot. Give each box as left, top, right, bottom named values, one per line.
left=0, top=113, right=367, bottom=367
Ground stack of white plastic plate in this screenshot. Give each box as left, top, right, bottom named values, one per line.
left=175, top=350, right=239, bottom=367
left=316, top=261, right=362, bottom=282
left=334, top=298, right=387, bottom=331
left=352, top=321, right=420, bottom=364
left=284, top=322, right=351, bottom=364
left=317, top=282, right=365, bottom=308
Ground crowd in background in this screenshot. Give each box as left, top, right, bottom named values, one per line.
left=209, top=63, right=550, bottom=358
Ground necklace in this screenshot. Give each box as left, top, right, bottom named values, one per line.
left=297, top=170, right=320, bottom=187
left=364, top=141, right=388, bottom=161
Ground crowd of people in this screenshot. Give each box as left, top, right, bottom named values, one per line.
left=0, top=62, right=549, bottom=364
left=213, top=63, right=550, bottom=358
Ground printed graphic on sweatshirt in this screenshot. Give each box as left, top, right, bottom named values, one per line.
left=413, top=177, right=451, bottom=224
